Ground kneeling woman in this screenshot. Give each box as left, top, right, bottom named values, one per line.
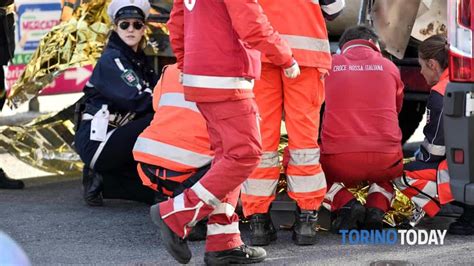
left=74, top=0, right=158, bottom=206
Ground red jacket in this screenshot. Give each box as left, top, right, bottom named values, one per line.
left=259, top=0, right=344, bottom=69
left=321, top=39, right=404, bottom=154
left=167, top=0, right=293, bottom=102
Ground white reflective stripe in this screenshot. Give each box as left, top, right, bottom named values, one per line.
left=133, top=137, right=213, bottom=168
left=421, top=139, right=446, bottom=156
left=411, top=194, right=432, bottom=209
left=288, top=148, right=320, bottom=166
left=287, top=172, right=326, bottom=193
left=210, top=203, right=235, bottom=217
left=173, top=193, right=185, bottom=211
left=86, top=81, right=93, bottom=87
left=421, top=181, right=437, bottom=197
left=158, top=93, right=200, bottom=113
left=241, top=178, right=278, bottom=197
left=191, top=182, right=221, bottom=207
left=280, top=34, right=330, bottom=53
left=368, top=183, right=393, bottom=201
left=90, top=128, right=117, bottom=169
left=257, top=151, right=279, bottom=168
left=182, top=74, right=254, bottom=89
left=342, top=44, right=373, bottom=54
left=321, top=0, right=345, bottom=15
left=114, top=58, right=126, bottom=72
left=310, top=0, right=319, bottom=4
left=144, top=88, right=152, bottom=94
left=324, top=182, right=345, bottom=202
left=207, top=222, right=240, bottom=236
left=438, top=169, right=450, bottom=184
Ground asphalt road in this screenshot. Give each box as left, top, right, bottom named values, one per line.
left=1, top=174, right=474, bottom=265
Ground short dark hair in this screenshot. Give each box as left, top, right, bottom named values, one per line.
left=418, top=34, right=449, bottom=70
left=338, top=25, right=380, bottom=49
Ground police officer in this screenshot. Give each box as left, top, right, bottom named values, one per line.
left=74, top=0, right=158, bottom=206
left=0, top=0, right=24, bottom=190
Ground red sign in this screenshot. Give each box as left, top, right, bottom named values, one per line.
left=6, top=65, right=92, bottom=96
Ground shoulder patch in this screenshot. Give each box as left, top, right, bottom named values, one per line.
left=121, top=69, right=139, bottom=87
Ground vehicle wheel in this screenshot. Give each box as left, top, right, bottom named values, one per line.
left=399, top=100, right=427, bottom=143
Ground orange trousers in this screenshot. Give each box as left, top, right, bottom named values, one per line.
left=241, top=63, right=326, bottom=216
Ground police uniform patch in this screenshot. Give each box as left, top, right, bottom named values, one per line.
left=121, top=69, right=139, bottom=87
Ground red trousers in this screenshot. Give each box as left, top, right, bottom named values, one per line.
left=321, top=151, right=403, bottom=212
left=156, top=99, right=262, bottom=252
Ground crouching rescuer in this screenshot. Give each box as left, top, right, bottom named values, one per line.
left=133, top=63, right=213, bottom=241
left=393, top=35, right=454, bottom=223
left=320, top=26, right=404, bottom=232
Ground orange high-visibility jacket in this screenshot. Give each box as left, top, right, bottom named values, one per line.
left=259, top=0, right=344, bottom=69
left=133, top=64, right=213, bottom=173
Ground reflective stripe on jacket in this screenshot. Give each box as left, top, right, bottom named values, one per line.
left=133, top=64, right=213, bottom=172
left=259, top=0, right=344, bottom=69
left=167, top=0, right=293, bottom=102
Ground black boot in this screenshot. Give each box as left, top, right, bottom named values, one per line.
left=249, top=213, right=277, bottom=246
left=331, top=199, right=366, bottom=233
left=0, top=168, right=24, bottom=189
left=187, top=219, right=207, bottom=241
left=150, top=204, right=192, bottom=264
left=448, top=205, right=474, bottom=235
left=204, top=245, right=266, bottom=265
left=82, top=168, right=103, bottom=206
left=364, top=207, right=385, bottom=230
left=293, top=209, right=318, bottom=245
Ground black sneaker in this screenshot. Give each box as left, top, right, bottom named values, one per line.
left=82, top=168, right=103, bottom=206
left=187, top=219, right=207, bottom=241
left=364, top=207, right=385, bottom=230
left=150, top=204, right=192, bottom=264
left=292, top=209, right=318, bottom=245
left=448, top=205, right=474, bottom=235
left=0, top=168, right=24, bottom=189
left=249, top=213, right=277, bottom=246
left=204, top=245, right=266, bottom=265
left=331, top=199, right=366, bottom=234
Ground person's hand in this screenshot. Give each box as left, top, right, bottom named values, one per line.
left=284, top=60, right=300, bottom=79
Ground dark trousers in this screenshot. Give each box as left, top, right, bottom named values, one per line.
left=89, top=114, right=155, bottom=204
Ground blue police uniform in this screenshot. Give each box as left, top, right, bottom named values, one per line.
left=74, top=30, right=158, bottom=204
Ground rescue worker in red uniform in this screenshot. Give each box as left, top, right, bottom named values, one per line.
left=149, top=0, right=299, bottom=264
left=240, top=0, right=345, bottom=246
left=393, top=35, right=455, bottom=227
left=320, top=26, right=404, bottom=231
left=133, top=63, right=213, bottom=240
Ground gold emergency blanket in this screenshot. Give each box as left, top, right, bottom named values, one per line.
left=0, top=104, right=82, bottom=174
left=276, top=136, right=418, bottom=227
left=7, top=0, right=111, bottom=107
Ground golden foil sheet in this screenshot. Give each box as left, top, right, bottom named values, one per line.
left=0, top=104, right=83, bottom=175
left=8, top=0, right=111, bottom=107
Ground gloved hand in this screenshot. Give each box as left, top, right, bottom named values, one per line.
left=283, top=59, right=301, bottom=79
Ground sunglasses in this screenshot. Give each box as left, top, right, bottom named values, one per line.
left=118, top=21, right=144, bottom=30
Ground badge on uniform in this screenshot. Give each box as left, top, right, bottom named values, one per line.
left=121, top=69, right=139, bottom=87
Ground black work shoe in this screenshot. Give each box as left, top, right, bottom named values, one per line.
left=204, top=245, right=266, bottom=265
left=0, top=168, right=24, bottom=189
left=249, top=213, right=277, bottom=246
left=364, top=207, right=385, bottom=230
left=82, top=168, right=103, bottom=206
left=292, top=209, right=318, bottom=245
left=448, top=205, right=474, bottom=235
left=150, top=204, right=191, bottom=264
left=331, top=199, right=366, bottom=234
left=187, top=219, right=207, bottom=241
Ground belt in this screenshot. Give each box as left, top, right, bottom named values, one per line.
left=81, top=113, right=118, bottom=121
left=0, top=4, right=15, bottom=16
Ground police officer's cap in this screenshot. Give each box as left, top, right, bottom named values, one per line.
left=108, top=0, right=151, bottom=22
